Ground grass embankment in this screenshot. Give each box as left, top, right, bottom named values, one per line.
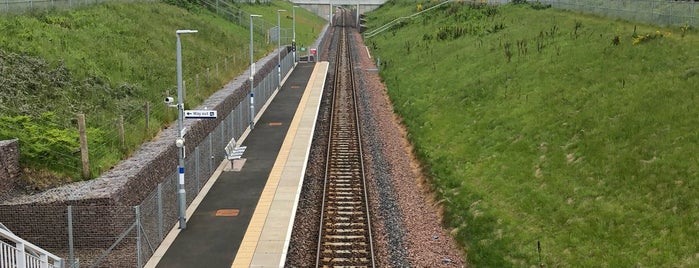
left=0, top=0, right=325, bottom=183
left=365, top=1, right=698, bottom=267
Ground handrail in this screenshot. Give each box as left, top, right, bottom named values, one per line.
left=0, top=226, right=64, bottom=268
left=364, top=0, right=454, bottom=39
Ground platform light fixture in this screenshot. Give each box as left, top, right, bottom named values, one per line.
left=293, top=6, right=299, bottom=63
left=277, top=9, right=286, bottom=88
left=250, top=14, right=261, bottom=129
left=175, top=29, right=197, bottom=230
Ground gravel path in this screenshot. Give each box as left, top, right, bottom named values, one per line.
left=286, top=23, right=467, bottom=267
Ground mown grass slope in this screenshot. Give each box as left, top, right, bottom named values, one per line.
left=365, top=1, right=698, bottom=267
left=0, top=0, right=325, bottom=183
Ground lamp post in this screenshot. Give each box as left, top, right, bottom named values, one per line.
left=293, top=6, right=298, bottom=63
left=250, top=14, right=261, bottom=129
left=277, top=9, right=286, bottom=89
left=175, top=29, right=197, bottom=230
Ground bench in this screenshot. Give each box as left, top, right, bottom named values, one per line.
left=224, top=138, right=247, bottom=162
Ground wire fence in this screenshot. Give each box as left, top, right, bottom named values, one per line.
left=0, top=0, right=156, bottom=14
left=200, top=0, right=293, bottom=45
left=536, top=0, right=697, bottom=27
left=0, top=0, right=271, bottom=15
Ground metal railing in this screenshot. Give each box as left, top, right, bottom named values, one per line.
left=0, top=224, right=65, bottom=268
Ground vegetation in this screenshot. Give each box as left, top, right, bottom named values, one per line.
left=0, top=0, right=325, bottom=182
left=365, top=1, right=698, bottom=267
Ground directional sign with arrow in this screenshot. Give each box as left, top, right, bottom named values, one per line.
left=184, top=110, right=217, bottom=119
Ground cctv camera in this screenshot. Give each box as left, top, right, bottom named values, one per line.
left=176, top=138, right=185, bottom=148
left=164, top=97, right=175, bottom=104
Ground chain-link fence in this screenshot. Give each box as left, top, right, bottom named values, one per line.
left=536, top=0, right=697, bottom=27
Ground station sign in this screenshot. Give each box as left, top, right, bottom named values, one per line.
left=184, top=110, right=217, bottom=119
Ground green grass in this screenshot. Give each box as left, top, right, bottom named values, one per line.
left=0, top=0, right=325, bottom=180
left=365, top=1, right=698, bottom=267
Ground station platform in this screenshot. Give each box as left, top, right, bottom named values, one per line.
left=146, top=61, right=329, bottom=268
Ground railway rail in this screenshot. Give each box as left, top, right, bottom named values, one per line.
left=315, top=8, right=376, bottom=268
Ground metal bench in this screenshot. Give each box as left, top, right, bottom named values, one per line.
left=224, top=138, right=247, bottom=162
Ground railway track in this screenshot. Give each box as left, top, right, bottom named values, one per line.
left=315, top=9, right=376, bottom=268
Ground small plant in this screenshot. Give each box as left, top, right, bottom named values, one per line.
left=573, top=21, right=582, bottom=39
left=632, top=30, right=670, bottom=45
left=529, top=1, right=551, bottom=10
left=680, top=22, right=690, bottom=38
left=517, top=39, right=528, bottom=55
left=611, top=35, right=620, bottom=46
left=504, top=42, right=513, bottom=62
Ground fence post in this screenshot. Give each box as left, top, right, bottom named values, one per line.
left=135, top=206, right=142, bottom=268
left=77, top=114, right=90, bottom=179
left=208, top=135, right=213, bottom=174
left=157, top=183, right=163, bottom=242
left=221, top=124, right=225, bottom=150
left=144, top=101, right=150, bottom=137
left=118, top=115, right=125, bottom=151
left=15, top=243, right=26, bottom=268
left=230, top=109, right=235, bottom=141
left=68, top=206, right=74, bottom=268
left=195, top=146, right=200, bottom=193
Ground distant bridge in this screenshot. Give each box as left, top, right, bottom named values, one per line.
left=291, top=0, right=387, bottom=21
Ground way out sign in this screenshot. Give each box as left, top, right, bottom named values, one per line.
left=184, top=110, right=217, bottom=119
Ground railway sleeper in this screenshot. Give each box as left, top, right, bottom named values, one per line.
left=322, top=249, right=369, bottom=255
left=319, top=257, right=372, bottom=264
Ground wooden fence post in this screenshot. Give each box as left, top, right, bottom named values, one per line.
left=118, top=115, right=125, bottom=150
left=196, top=74, right=200, bottom=97
left=144, top=101, right=150, bottom=136
left=77, top=114, right=90, bottom=179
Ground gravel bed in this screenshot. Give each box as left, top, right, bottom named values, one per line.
left=286, top=23, right=467, bottom=267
